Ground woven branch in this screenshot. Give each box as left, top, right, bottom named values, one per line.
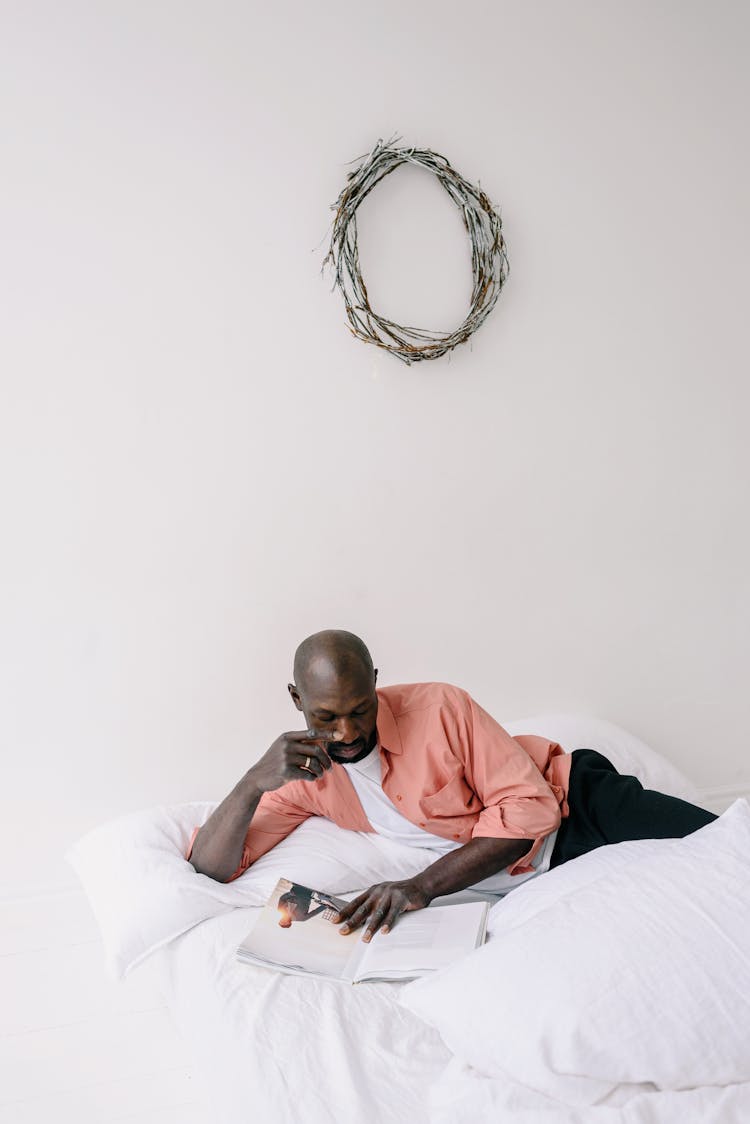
left=323, top=137, right=509, bottom=365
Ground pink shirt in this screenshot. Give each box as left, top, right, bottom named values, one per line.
left=189, top=682, right=571, bottom=882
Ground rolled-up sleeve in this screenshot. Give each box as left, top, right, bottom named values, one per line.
left=461, top=693, right=562, bottom=874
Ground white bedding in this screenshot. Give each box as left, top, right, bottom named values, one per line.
left=142, top=907, right=452, bottom=1124
left=403, top=803, right=750, bottom=1117
left=139, top=897, right=750, bottom=1124
left=428, top=1059, right=750, bottom=1123
left=71, top=714, right=750, bottom=1123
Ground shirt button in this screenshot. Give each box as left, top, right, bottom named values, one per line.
left=396, top=794, right=402, bottom=801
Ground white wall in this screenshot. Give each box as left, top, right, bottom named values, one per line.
left=2, top=0, right=749, bottom=893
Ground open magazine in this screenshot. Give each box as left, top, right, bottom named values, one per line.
left=236, top=877, right=489, bottom=984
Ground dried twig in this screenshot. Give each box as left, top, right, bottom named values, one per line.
left=323, top=138, right=509, bottom=365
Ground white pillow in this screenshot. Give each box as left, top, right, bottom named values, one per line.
left=66, top=804, right=437, bottom=980
left=400, top=800, right=750, bottom=1105
left=504, top=713, right=700, bottom=801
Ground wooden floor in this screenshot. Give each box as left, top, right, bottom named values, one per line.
left=0, top=890, right=206, bottom=1123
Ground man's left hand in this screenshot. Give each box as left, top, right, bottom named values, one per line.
left=334, top=879, right=430, bottom=942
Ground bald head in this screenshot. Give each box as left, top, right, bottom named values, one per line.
left=289, top=630, right=378, bottom=765
left=293, top=630, right=374, bottom=694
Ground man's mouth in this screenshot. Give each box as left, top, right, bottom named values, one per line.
left=330, top=741, right=365, bottom=758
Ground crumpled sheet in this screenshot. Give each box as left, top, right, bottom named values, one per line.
left=139, top=905, right=750, bottom=1124
left=429, top=1058, right=750, bottom=1124
left=143, top=906, right=451, bottom=1124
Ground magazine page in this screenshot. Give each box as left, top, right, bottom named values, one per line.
left=348, top=901, right=489, bottom=983
left=236, top=878, right=362, bottom=980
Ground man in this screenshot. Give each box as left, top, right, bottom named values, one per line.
left=189, top=630, right=715, bottom=942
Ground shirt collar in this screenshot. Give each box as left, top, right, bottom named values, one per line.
left=375, top=690, right=403, bottom=755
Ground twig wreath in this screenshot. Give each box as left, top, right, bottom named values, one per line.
left=324, top=138, right=509, bottom=365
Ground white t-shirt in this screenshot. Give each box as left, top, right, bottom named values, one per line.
left=343, top=745, right=557, bottom=896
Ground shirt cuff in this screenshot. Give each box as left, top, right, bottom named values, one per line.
left=471, top=802, right=561, bottom=874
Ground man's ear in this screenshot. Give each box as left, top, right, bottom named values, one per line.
left=288, top=682, right=304, bottom=712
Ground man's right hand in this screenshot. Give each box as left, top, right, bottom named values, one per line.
left=250, top=729, right=342, bottom=793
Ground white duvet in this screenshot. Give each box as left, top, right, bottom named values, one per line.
left=143, top=907, right=449, bottom=1124
left=139, top=872, right=750, bottom=1124
left=68, top=714, right=750, bottom=1123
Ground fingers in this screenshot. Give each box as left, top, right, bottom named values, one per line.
left=284, top=731, right=336, bottom=779
left=289, top=729, right=346, bottom=778
left=293, top=758, right=325, bottom=780
left=335, top=881, right=426, bottom=941
left=287, top=729, right=344, bottom=746
left=379, top=901, right=403, bottom=936
left=338, top=889, right=394, bottom=942
left=256, top=729, right=346, bottom=794
left=311, top=729, right=344, bottom=744
left=363, top=903, right=393, bottom=942
left=338, top=903, right=374, bottom=935
left=334, top=892, right=368, bottom=926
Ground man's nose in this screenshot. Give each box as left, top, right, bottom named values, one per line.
left=334, top=717, right=358, bottom=743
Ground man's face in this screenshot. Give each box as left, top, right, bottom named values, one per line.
left=290, top=664, right=379, bottom=765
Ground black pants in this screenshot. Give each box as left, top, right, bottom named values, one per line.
left=550, top=748, right=717, bottom=868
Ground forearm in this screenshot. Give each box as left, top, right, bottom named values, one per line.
left=413, top=836, right=533, bottom=901
left=189, top=770, right=264, bottom=883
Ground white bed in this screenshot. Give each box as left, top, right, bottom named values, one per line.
left=136, top=903, right=750, bottom=1124
left=68, top=715, right=750, bottom=1123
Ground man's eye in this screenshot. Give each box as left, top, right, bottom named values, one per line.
left=353, top=709, right=367, bottom=717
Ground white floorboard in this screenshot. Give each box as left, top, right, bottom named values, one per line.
left=0, top=891, right=205, bottom=1121
left=115, top=1105, right=208, bottom=1124
left=0, top=939, right=164, bottom=1035
left=0, top=1069, right=200, bottom=1124
left=0, top=891, right=100, bottom=956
